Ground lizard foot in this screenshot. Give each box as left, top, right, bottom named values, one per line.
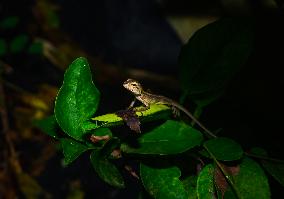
left=171, top=106, right=180, bottom=118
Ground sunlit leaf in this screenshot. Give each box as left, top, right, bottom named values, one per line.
left=55, top=57, right=100, bottom=141
left=140, top=163, right=187, bottom=199
left=84, top=104, right=171, bottom=131
left=121, top=120, right=203, bottom=155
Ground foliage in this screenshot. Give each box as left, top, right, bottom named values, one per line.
left=179, top=18, right=253, bottom=107
left=0, top=16, right=43, bottom=58
left=40, top=18, right=284, bottom=199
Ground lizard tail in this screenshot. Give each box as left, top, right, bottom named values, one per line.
left=173, top=104, right=217, bottom=138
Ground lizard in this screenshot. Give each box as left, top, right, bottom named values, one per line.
left=123, top=78, right=217, bottom=138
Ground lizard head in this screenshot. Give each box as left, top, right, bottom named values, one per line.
left=123, top=79, right=143, bottom=95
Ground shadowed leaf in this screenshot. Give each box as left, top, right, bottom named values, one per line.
left=90, top=150, right=125, bottom=188
left=140, top=163, right=187, bottom=199
left=121, top=120, right=203, bottom=155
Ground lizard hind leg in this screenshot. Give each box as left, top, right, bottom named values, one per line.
left=171, top=106, right=180, bottom=118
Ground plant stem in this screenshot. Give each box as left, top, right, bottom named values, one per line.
left=245, top=152, right=284, bottom=163
left=204, top=145, right=242, bottom=199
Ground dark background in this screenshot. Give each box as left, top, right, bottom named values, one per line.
left=0, top=0, right=284, bottom=198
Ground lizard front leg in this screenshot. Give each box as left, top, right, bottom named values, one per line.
left=134, top=106, right=150, bottom=112
left=133, top=100, right=150, bottom=113
left=127, top=98, right=149, bottom=117
left=128, top=98, right=137, bottom=109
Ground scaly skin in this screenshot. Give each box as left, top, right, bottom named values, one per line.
left=123, top=79, right=217, bottom=138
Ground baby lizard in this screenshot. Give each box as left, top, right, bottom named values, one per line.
left=123, top=79, right=217, bottom=138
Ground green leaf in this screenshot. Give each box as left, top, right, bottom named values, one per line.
left=55, top=57, right=100, bottom=141
left=61, top=138, right=91, bottom=165
left=179, top=18, right=253, bottom=104
left=250, top=147, right=284, bottom=187
left=90, top=150, right=125, bottom=188
left=204, top=137, right=243, bottom=161
left=10, top=34, right=29, bottom=53
left=84, top=104, right=171, bottom=131
left=197, top=164, right=215, bottom=199
left=261, top=161, right=284, bottom=188
left=140, top=163, right=187, bottom=199
left=34, top=115, right=59, bottom=139
left=0, top=16, right=19, bottom=29
left=121, top=120, right=203, bottom=155
left=28, top=41, right=43, bottom=54
left=224, top=158, right=270, bottom=199
left=182, top=175, right=197, bottom=199
left=91, top=127, right=112, bottom=137
left=0, top=38, right=7, bottom=56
